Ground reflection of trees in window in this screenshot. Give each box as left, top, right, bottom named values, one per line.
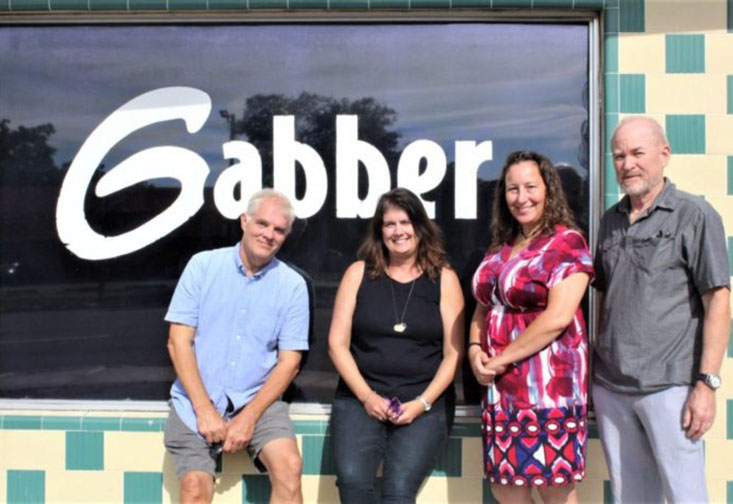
left=223, top=92, right=403, bottom=278
left=0, top=119, right=59, bottom=186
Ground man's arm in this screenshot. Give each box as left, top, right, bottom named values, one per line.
left=167, top=322, right=227, bottom=445
left=222, top=350, right=302, bottom=453
left=682, top=286, right=731, bottom=439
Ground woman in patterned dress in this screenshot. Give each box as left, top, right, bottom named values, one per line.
left=469, top=151, right=593, bottom=504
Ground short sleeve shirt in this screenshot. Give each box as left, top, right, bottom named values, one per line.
left=166, top=243, right=309, bottom=434
left=593, top=181, right=730, bottom=393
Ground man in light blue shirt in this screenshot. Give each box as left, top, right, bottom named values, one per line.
left=164, top=189, right=309, bottom=504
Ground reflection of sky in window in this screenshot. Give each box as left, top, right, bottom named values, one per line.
left=0, top=23, right=588, bottom=184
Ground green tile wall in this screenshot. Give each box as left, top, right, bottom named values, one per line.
left=605, top=33, right=619, bottom=73
left=532, top=0, right=573, bottom=7
left=604, top=5, right=619, bottom=33
left=208, top=0, right=248, bottom=9
left=432, top=437, right=462, bottom=476
left=289, top=0, right=328, bottom=8
left=666, top=34, right=705, bottom=73
left=329, top=0, right=368, bottom=7
left=82, top=416, right=121, bottom=431
left=121, top=417, right=164, bottom=432
left=727, top=481, right=733, bottom=504
left=88, top=0, right=127, bottom=9
left=620, top=74, right=645, bottom=113
left=493, top=0, right=532, bottom=8
left=49, top=0, right=88, bottom=9
left=66, top=431, right=104, bottom=470
left=666, top=114, right=705, bottom=154
left=728, top=76, right=733, bottom=114
left=728, top=157, right=733, bottom=195
left=7, top=470, right=45, bottom=504
left=248, top=0, right=288, bottom=8
left=242, top=474, right=272, bottom=504
left=128, top=0, right=166, bottom=9
left=450, top=0, right=491, bottom=6
left=451, top=423, right=481, bottom=437
left=41, top=416, right=82, bottom=430
left=169, top=0, right=209, bottom=9
left=728, top=320, right=733, bottom=358
left=574, top=0, right=604, bottom=7
left=619, top=0, right=643, bottom=32
left=3, top=416, right=42, bottom=430
left=411, top=0, right=451, bottom=7
left=605, top=73, right=619, bottom=113
left=9, top=0, right=49, bottom=10
left=482, top=479, right=498, bottom=504
left=301, top=435, right=337, bottom=476
left=728, top=399, right=733, bottom=439
left=604, top=480, right=614, bottom=503
left=0, top=0, right=8, bottom=11
left=124, top=472, right=163, bottom=504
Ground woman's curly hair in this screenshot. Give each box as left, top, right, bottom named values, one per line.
left=489, top=150, right=578, bottom=252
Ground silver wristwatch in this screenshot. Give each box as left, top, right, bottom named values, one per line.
left=697, top=373, right=721, bottom=390
left=416, top=395, right=432, bottom=412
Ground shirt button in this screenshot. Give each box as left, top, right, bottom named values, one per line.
left=230, top=361, right=236, bottom=367
left=235, top=335, right=241, bottom=341
left=240, top=309, right=246, bottom=314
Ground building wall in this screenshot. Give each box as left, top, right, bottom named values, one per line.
left=1, top=0, right=733, bottom=502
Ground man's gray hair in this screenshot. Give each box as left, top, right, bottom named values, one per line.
left=246, top=188, right=296, bottom=228
left=612, top=115, right=669, bottom=147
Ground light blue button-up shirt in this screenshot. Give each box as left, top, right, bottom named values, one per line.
left=165, top=243, right=309, bottom=434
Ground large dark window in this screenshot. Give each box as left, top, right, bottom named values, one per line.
left=0, top=22, right=591, bottom=403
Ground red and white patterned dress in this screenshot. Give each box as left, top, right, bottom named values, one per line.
left=471, top=226, right=593, bottom=488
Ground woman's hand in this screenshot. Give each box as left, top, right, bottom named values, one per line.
left=469, top=347, right=505, bottom=386
left=363, top=392, right=391, bottom=422
left=389, top=400, right=424, bottom=425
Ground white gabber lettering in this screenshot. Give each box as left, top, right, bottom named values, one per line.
left=55, top=86, right=211, bottom=260
left=56, top=86, right=492, bottom=261
left=335, top=115, right=391, bottom=218
left=273, top=115, right=328, bottom=219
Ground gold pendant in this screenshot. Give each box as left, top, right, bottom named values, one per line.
left=393, top=323, right=407, bottom=333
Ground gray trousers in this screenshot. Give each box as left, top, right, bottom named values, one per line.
left=592, top=384, right=708, bottom=504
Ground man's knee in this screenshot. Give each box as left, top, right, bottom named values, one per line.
left=180, top=471, right=215, bottom=504
left=261, top=441, right=302, bottom=494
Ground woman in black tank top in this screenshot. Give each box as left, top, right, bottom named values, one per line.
left=329, top=188, right=465, bottom=504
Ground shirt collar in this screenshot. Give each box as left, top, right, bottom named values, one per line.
left=232, top=242, right=278, bottom=278
left=616, top=178, right=676, bottom=215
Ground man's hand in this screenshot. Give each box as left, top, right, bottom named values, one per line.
left=682, top=382, right=716, bottom=440
left=222, top=409, right=257, bottom=453
left=196, top=403, right=228, bottom=445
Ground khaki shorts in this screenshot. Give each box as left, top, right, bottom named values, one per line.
left=164, top=400, right=295, bottom=478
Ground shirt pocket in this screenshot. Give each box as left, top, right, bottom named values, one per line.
left=599, top=236, right=623, bottom=278
left=249, top=307, right=281, bottom=350
left=629, top=232, right=679, bottom=273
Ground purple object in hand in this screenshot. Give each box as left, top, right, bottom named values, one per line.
left=388, top=397, right=403, bottom=417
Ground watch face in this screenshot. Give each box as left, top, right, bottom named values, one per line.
left=708, top=375, right=722, bottom=389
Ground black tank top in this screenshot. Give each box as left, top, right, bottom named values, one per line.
left=336, top=271, right=452, bottom=402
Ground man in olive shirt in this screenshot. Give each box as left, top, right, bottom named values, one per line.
left=593, top=116, right=730, bottom=503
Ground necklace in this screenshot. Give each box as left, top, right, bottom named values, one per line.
left=518, top=226, right=542, bottom=243
left=389, top=277, right=417, bottom=333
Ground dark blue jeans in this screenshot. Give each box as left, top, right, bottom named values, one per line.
left=331, top=394, right=454, bottom=504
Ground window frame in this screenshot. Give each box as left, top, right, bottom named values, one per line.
left=0, top=10, right=602, bottom=416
